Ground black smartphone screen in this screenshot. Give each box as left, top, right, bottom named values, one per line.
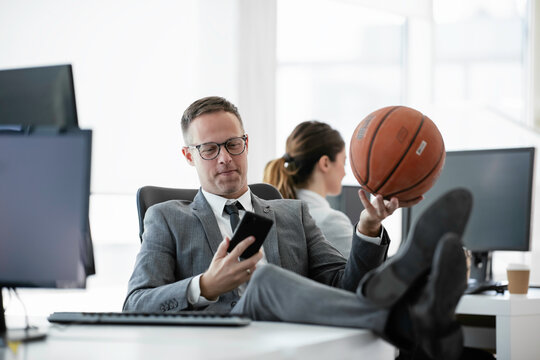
left=228, top=211, right=273, bottom=259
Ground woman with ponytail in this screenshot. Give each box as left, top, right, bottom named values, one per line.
left=263, top=121, right=354, bottom=257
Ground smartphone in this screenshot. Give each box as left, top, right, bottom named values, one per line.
left=228, top=211, right=273, bottom=259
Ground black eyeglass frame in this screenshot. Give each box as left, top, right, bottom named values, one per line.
left=187, top=134, right=248, bottom=160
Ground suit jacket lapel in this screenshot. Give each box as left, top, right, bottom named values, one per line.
left=191, top=190, right=223, bottom=256
left=251, top=195, right=282, bottom=267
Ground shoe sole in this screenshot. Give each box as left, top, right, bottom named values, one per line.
left=415, top=233, right=467, bottom=360
left=415, top=234, right=468, bottom=328
left=362, top=188, right=472, bottom=307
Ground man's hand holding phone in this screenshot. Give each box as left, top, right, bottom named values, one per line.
left=200, top=211, right=273, bottom=300
left=200, top=236, right=263, bottom=300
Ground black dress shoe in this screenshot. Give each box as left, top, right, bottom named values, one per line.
left=358, top=188, right=472, bottom=307
left=411, top=233, right=467, bottom=360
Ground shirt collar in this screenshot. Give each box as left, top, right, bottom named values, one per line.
left=201, top=188, right=253, bottom=215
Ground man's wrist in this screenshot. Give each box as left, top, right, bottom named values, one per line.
left=199, top=273, right=218, bottom=301
left=355, top=223, right=385, bottom=246
left=356, top=222, right=382, bottom=237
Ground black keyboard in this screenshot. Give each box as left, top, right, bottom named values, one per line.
left=47, top=311, right=251, bottom=327
left=464, top=280, right=507, bottom=295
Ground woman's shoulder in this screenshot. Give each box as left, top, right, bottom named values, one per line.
left=319, top=207, right=353, bottom=226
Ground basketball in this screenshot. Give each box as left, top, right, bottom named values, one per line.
left=349, top=106, right=445, bottom=202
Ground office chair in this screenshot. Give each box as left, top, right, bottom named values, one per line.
left=136, top=183, right=283, bottom=242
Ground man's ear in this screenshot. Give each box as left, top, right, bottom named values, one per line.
left=182, top=147, right=195, bottom=167
left=245, top=134, right=249, bottom=153
left=317, top=155, right=330, bottom=173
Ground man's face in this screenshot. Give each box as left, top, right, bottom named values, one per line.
left=182, top=110, right=249, bottom=199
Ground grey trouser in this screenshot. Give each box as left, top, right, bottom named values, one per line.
left=231, top=264, right=390, bottom=335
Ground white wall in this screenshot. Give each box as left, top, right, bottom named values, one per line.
left=1, top=0, right=199, bottom=193
left=0, top=0, right=277, bottom=315
left=0, top=0, right=277, bottom=243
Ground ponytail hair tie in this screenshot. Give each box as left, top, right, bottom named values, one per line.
left=283, top=153, right=294, bottom=163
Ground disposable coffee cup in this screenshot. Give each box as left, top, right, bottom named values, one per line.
left=506, top=263, right=530, bottom=294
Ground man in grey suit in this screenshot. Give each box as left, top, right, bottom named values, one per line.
left=124, top=96, right=471, bottom=360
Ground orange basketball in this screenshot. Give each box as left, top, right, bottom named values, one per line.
left=349, top=106, right=445, bottom=202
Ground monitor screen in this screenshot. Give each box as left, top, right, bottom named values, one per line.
left=402, top=147, right=535, bottom=252
left=0, top=130, right=92, bottom=288
left=0, top=64, right=78, bottom=129
left=327, top=184, right=365, bottom=224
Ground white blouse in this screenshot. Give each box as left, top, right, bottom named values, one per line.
left=296, top=189, right=353, bottom=258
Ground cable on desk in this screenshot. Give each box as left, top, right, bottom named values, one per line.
left=11, top=288, right=39, bottom=332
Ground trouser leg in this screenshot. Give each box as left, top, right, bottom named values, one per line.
left=231, top=264, right=389, bottom=335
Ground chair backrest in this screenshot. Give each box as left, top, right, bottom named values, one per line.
left=136, top=183, right=283, bottom=242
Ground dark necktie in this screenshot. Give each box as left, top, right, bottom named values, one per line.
left=224, top=201, right=244, bottom=232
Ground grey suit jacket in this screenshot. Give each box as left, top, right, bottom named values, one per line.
left=123, top=190, right=390, bottom=313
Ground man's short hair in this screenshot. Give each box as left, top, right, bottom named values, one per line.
left=181, top=96, right=244, bottom=144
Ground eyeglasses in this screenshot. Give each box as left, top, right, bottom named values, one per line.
left=188, top=135, right=247, bottom=160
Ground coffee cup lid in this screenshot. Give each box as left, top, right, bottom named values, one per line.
left=507, top=263, right=529, bottom=271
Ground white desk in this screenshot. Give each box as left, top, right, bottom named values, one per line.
left=0, top=319, right=395, bottom=360
left=456, top=288, right=540, bottom=360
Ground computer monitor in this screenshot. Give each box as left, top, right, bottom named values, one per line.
left=402, top=147, right=535, bottom=285
left=0, top=64, right=78, bottom=131
left=0, top=63, right=94, bottom=275
left=0, top=130, right=93, bottom=343
left=327, top=184, right=366, bottom=224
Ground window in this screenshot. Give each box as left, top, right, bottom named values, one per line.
left=276, top=0, right=407, bottom=186
left=433, top=0, right=529, bottom=123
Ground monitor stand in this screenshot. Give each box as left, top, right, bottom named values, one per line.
left=465, top=251, right=508, bottom=294
left=0, top=287, right=47, bottom=347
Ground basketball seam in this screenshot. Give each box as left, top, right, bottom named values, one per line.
left=374, top=114, right=425, bottom=193
left=386, top=146, right=445, bottom=200
left=353, top=165, right=369, bottom=190
left=349, top=142, right=366, bottom=184
left=350, top=150, right=377, bottom=192
left=366, top=106, right=400, bottom=186
left=350, top=153, right=376, bottom=192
